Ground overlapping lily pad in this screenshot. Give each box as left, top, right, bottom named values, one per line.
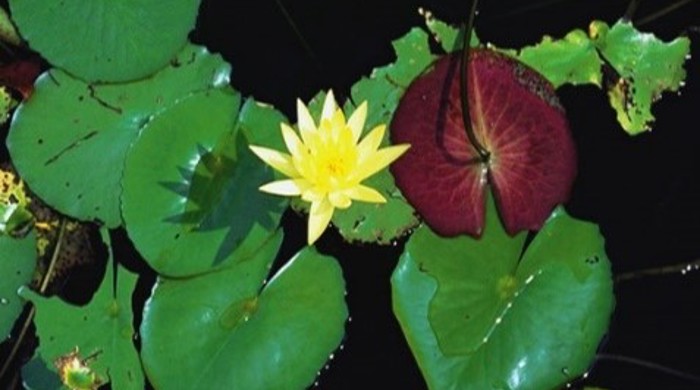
left=8, top=45, right=230, bottom=228
left=19, top=231, right=144, bottom=390
left=121, top=88, right=285, bottom=276
left=590, top=20, right=690, bottom=134
left=425, top=16, right=690, bottom=135
left=141, top=233, right=348, bottom=389
left=10, top=0, right=201, bottom=82
left=392, top=196, right=614, bottom=389
left=290, top=30, right=435, bottom=244
left=518, top=29, right=602, bottom=88
left=391, top=50, right=576, bottom=237
left=0, top=231, right=35, bottom=340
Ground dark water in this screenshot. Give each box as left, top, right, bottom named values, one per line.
left=2, top=1, right=700, bottom=389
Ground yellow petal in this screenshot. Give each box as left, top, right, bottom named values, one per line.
left=297, top=99, right=318, bottom=148
left=308, top=198, right=334, bottom=245
left=354, top=144, right=411, bottom=182
left=330, top=109, right=347, bottom=141
left=302, top=187, right=326, bottom=202
left=357, top=125, right=386, bottom=161
left=293, top=142, right=319, bottom=179
left=329, top=191, right=352, bottom=209
left=281, top=123, right=306, bottom=157
left=321, top=90, right=338, bottom=122
left=347, top=101, right=367, bottom=143
left=297, top=99, right=316, bottom=136
left=259, top=179, right=310, bottom=196
left=249, top=145, right=299, bottom=178
left=344, top=184, right=387, bottom=203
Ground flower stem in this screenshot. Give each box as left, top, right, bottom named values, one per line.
left=460, top=0, right=490, bottom=163
left=0, top=219, right=67, bottom=381
left=623, top=0, right=640, bottom=22
left=615, top=258, right=700, bottom=283
left=637, top=0, right=698, bottom=26
left=597, top=353, right=700, bottom=383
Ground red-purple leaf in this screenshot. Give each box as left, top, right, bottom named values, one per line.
left=390, top=49, right=576, bottom=236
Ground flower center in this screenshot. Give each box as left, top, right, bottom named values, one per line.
left=325, top=157, right=347, bottom=177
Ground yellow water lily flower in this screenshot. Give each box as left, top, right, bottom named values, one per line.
left=249, top=91, right=410, bottom=245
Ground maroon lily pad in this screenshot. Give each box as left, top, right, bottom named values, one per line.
left=390, top=49, right=576, bottom=237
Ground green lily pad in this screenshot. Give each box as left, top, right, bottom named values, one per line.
left=334, top=29, right=431, bottom=243
left=421, top=9, right=480, bottom=53
left=0, top=231, right=35, bottom=339
left=392, top=195, right=614, bottom=389
left=0, top=6, right=20, bottom=46
left=373, top=27, right=436, bottom=88
left=425, top=16, right=691, bottom=136
left=590, top=20, right=690, bottom=134
left=237, top=98, right=288, bottom=152
left=10, top=0, right=201, bottom=82
left=141, top=233, right=348, bottom=390
left=519, top=20, right=690, bottom=133
left=19, top=230, right=144, bottom=390
left=122, top=88, right=284, bottom=276
left=291, top=30, right=433, bottom=244
left=22, top=355, right=63, bottom=390
left=7, top=45, right=230, bottom=228
left=518, top=29, right=602, bottom=88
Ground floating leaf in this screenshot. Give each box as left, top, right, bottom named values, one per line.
left=391, top=50, right=576, bottom=237
left=8, top=45, right=230, bottom=228
left=518, top=29, right=602, bottom=88
left=0, top=6, right=20, bottom=46
left=141, top=233, right=348, bottom=389
left=421, top=8, right=480, bottom=53
left=19, top=231, right=144, bottom=390
left=9, top=0, right=201, bottom=82
left=373, top=28, right=436, bottom=88
left=428, top=16, right=691, bottom=135
left=392, top=196, right=614, bottom=389
left=590, top=20, right=690, bottom=134
left=290, top=31, right=433, bottom=244
left=0, top=231, right=36, bottom=340
left=122, top=89, right=284, bottom=276
left=22, top=355, right=63, bottom=390
left=237, top=98, right=288, bottom=152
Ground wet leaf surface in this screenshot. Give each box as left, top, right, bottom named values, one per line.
left=122, top=88, right=284, bottom=276
left=10, top=0, right=201, bottom=82
left=8, top=45, right=230, bottom=227
left=391, top=50, right=576, bottom=237
left=141, top=234, right=348, bottom=390
left=20, top=230, right=144, bottom=390
left=0, top=231, right=36, bottom=339
left=392, top=196, right=614, bottom=389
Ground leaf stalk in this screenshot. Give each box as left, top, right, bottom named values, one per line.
left=460, top=0, right=490, bottom=163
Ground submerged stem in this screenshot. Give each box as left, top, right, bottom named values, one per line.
left=623, top=0, right=640, bottom=21
left=597, top=353, right=700, bottom=383
left=0, top=219, right=68, bottom=380
left=460, top=0, right=490, bottom=163
left=615, top=258, right=700, bottom=282
left=637, top=0, right=697, bottom=26
left=274, top=0, right=320, bottom=67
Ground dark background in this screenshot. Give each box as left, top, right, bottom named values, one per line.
left=192, top=0, right=700, bottom=389
left=1, top=0, right=699, bottom=389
